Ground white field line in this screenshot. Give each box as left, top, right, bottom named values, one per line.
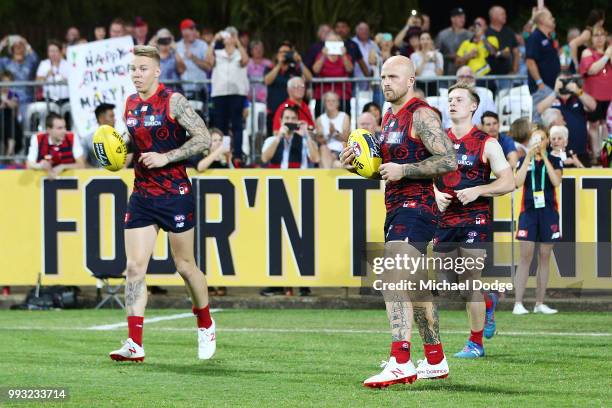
left=86, top=310, right=222, bottom=330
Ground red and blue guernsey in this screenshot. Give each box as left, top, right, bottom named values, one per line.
left=380, top=98, right=436, bottom=214
left=435, top=127, right=492, bottom=228
left=124, top=84, right=191, bottom=198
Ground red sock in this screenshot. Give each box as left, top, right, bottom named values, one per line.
left=424, top=343, right=444, bottom=365
left=484, top=293, right=493, bottom=309
left=390, top=341, right=411, bottom=364
left=470, top=329, right=484, bottom=346
left=192, top=305, right=212, bottom=329
left=127, top=316, right=144, bottom=346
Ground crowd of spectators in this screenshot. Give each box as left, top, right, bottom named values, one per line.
left=0, top=5, right=611, bottom=168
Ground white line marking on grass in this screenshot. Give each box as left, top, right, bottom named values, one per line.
left=86, top=309, right=222, bottom=331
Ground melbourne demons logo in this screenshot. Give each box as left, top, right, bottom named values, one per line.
left=156, top=127, right=170, bottom=140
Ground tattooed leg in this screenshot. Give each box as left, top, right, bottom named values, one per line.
left=385, top=295, right=413, bottom=342
left=124, top=225, right=158, bottom=316
left=413, top=302, right=441, bottom=345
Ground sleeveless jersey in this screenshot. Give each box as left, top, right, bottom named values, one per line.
left=124, top=84, right=191, bottom=198
left=435, top=127, right=492, bottom=227
left=36, top=132, right=77, bottom=166
left=380, top=97, right=436, bottom=213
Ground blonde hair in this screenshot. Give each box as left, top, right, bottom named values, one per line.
left=448, top=82, right=480, bottom=108
left=549, top=125, right=568, bottom=141
left=133, top=45, right=160, bottom=65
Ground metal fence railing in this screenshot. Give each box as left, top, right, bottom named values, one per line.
left=0, top=74, right=531, bottom=164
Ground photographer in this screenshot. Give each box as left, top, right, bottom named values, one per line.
left=264, top=41, right=313, bottom=131
left=150, top=28, right=186, bottom=92
left=455, top=17, right=499, bottom=77
left=536, top=73, right=597, bottom=166
left=261, top=105, right=319, bottom=168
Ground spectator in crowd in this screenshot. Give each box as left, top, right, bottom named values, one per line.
left=411, top=31, right=443, bottom=96
left=370, top=32, right=398, bottom=106
left=304, top=24, right=332, bottom=70
left=526, top=9, right=560, bottom=93
left=535, top=73, right=597, bottom=165
left=197, top=127, right=232, bottom=171
left=440, top=66, right=496, bottom=128
left=568, top=9, right=605, bottom=71
left=0, top=35, right=38, bottom=121
left=26, top=112, right=85, bottom=178
left=315, top=91, right=350, bottom=168
left=201, top=27, right=214, bottom=46
left=486, top=5, right=519, bottom=88
left=239, top=31, right=250, bottom=51
left=559, top=27, right=581, bottom=72
left=481, top=111, right=518, bottom=167
left=456, top=17, right=499, bottom=77
left=579, top=26, right=612, bottom=162
left=206, top=27, right=249, bottom=163
left=516, top=24, right=530, bottom=77
left=265, top=41, right=312, bottom=131
left=510, top=117, right=532, bottom=159
left=357, top=111, right=377, bottom=134
left=124, top=20, right=134, bottom=36
left=65, top=27, right=80, bottom=47
left=150, top=28, right=186, bottom=92
left=312, top=32, right=354, bottom=116
left=133, top=17, right=149, bottom=46
left=272, top=77, right=315, bottom=134
left=436, top=7, right=472, bottom=75
left=84, top=103, right=120, bottom=167
left=514, top=126, right=563, bottom=315
left=261, top=105, right=319, bottom=168
left=394, top=13, right=423, bottom=57
left=422, top=14, right=431, bottom=32
left=176, top=19, right=210, bottom=102
left=35, top=40, right=70, bottom=104
left=247, top=40, right=273, bottom=104
left=93, top=24, right=106, bottom=41
left=414, top=87, right=426, bottom=100
left=0, top=71, right=22, bottom=156
left=352, top=22, right=376, bottom=91
left=334, top=19, right=369, bottom=78
left=109, top=18, right=126, bottom=38
left=549, top=124, right=584, bottom=168
left=362, top=101, right=382, bottom=131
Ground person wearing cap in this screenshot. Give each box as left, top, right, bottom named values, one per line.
left=176, top=18, right=211, bottom=105
left=435, top=7, right=471, bottom=75
left=133, top=16, right=149, bottom=46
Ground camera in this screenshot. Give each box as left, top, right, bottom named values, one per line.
left=285, top=123, right=299, bottom=131
left=285, top=51, right=296, bottom=68
left=558, top=78, right=574, bottom=95
left=157, top=37, right=172, bottom=46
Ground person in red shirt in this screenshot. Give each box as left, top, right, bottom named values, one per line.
left=271, top=77, right=315, bottom=134
left=579, top=26, right=612, bottom=162
left=312, top=32, right=353, bottom=117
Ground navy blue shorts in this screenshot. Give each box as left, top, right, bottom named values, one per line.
left=516, top=207, right=561, bottom=242
left=384, top=207, right=436, bottom=254
left=125, top=193, right=195, bottom=233
left=432, top=224, right=491, bottom=253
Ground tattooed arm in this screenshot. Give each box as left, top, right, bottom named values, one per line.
left=378, top=107, right=457, bottom=182
left=138, top=93, right=211, bottom=168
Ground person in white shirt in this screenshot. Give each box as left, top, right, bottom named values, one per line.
left=410, top=31, right=444, bottom=96
left=352, top=22, right=377, bottom=91
left=315, top=92, right=350, bottom=168
left=35, top=39, right=70, bottom=103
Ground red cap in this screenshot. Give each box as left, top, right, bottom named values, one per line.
left=134, top=16, right=147, bottom=27
left=180, top=19, right=196, bottom=30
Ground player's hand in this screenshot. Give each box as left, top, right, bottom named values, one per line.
left=379, top=162, right=404, bottom=182
left=455, top=186, right=482, bottom=205
left=139, top=152, right=169, bottom=169
left=435, top=190, right=453, bottom=212
left=339, top=144, right=355, bottom=169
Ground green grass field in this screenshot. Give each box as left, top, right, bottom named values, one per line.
left=0, top=309, right=610, bottom=407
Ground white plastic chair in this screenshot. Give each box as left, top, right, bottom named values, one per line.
left=497, top=94, right=533, bottom=132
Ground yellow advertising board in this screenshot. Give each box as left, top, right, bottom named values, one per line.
left=0, top=169, right=609, bottom=288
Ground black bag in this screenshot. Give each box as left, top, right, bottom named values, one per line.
left=23, top=286, right=81, bottom=309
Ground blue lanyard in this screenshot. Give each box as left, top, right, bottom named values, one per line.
left=531, top=158, right=546, bottom=192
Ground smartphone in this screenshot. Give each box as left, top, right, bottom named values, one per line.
left=285, top=123, right=299, bottom=131
left=222, top=136, right=231, bottom=151
left=529, top=133, right=542, bottom=148
left=325, top=41, right=344, bottom=56
left=382, top=33, right=393, bottom=42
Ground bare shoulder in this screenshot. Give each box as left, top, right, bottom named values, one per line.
left=169, top=92, right=190, bottom=120
left=411, top=107, right=444, bottom=140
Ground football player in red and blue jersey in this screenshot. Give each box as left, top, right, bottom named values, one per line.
left=433, top=83, right=514, bottom=359
left=341, top=56, right=457, bottom=387
left=109, top=46, right=216, bottom=362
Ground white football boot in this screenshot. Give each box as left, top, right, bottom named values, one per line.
left=198, top=318, right=216, bottom=360
left=416, top=356, right=450, bottom=380
left=363, top=357, right=417, bottom=388
left=109, top=338, right=145, bottom=362
left=534, top=304, right=558, bottom=314
left=512, top=302, right=530, bottom=315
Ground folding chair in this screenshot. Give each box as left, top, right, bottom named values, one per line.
left=93, top=271, right=126, bottom=309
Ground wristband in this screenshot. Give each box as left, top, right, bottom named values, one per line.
left=535, top=79, right=543, bottom=85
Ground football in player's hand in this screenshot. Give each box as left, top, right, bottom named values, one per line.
left=93, top=125, right=127, bottom=171
left=347, top=129, right=382, bottom=179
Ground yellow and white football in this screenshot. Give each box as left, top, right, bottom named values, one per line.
left=92, top=125, right=127, bottom=171
left=347, top=128, right=382, bottom=179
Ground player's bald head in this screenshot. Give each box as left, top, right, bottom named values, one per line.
left=382, top=55, right=415, bottom=77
